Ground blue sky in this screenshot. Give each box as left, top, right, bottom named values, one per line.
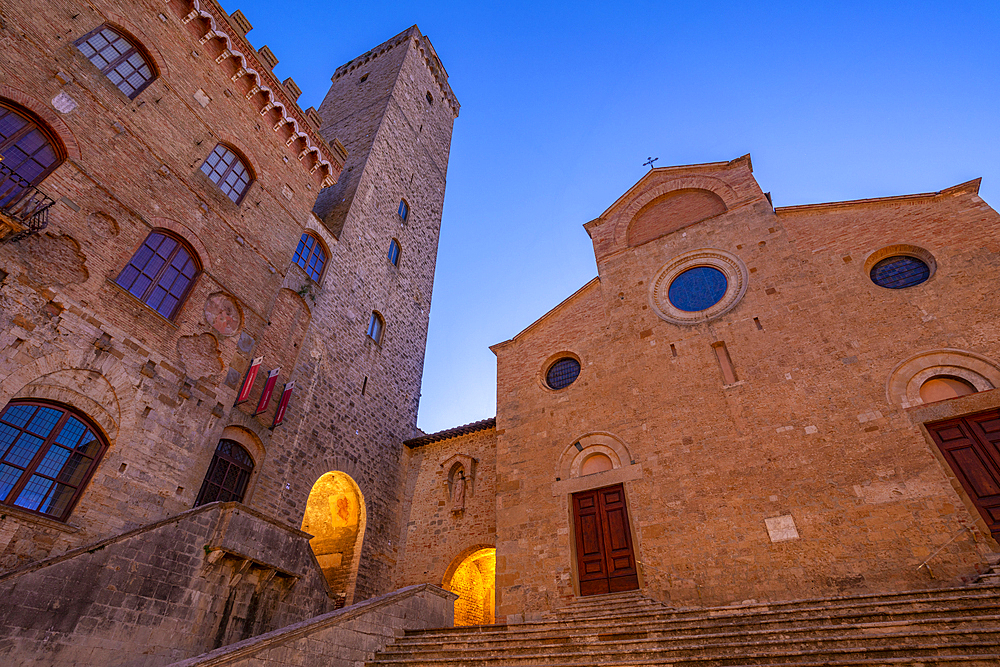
left=222, top=1, right=1000, bottom=433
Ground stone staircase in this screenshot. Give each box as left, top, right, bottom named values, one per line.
left=367, top=585, right=1000, bottom=666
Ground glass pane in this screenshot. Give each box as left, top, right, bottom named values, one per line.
left=1, top=404, right=36, bottom=429
left=209, top=460, right=228, bottom=485
left=4, top=433, right=45, bottom=468
left=40, top=483, right=75, bottom=517
left=0, top=463, right=22, bottom=500
left=0, top=423, right=20, bottom=457
left=668, top=266, right=728, bottom=312
left=54, top=417, right=86, bottom=448
left=56, top=451, right=90, bottom=486
left=35, top=444, right=72, bottom=478
left=14, top=474, right=54, bottom=512
left=76, top=432, right=101, bottom=457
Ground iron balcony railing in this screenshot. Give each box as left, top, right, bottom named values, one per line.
left=0, top=161, right=55, bottom=243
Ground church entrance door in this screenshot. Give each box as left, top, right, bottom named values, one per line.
left=926, top=410, right=1000, bottom=539
left=572, top=483, right=639, bottom=596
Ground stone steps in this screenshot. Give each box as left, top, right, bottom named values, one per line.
left=368, top=584, right=1000, bottom=667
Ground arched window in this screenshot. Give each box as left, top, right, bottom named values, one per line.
left=0, top=400, right=108, bottom=521
left=388, top=238, right=401, bottom=266
left=200, top=144, right=253, bottom=204
left=194, top=439, right=254, bottom=506
left=292, top=232, right=327, bottom=281
left=75, top=25, right=156, bottom=99
left=116, top=230, right=200, bottom=320
left=367, top=311, right=384, bottom=344
left=0, top=102, right=64, bottom=205
left=398, top=198, right=409, bottom=223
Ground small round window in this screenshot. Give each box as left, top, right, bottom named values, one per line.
left=668, top=266, right=728, bottom=312
left=546, top=357, right=581, bottom=390
left=870, top=255, right=930, bottom=289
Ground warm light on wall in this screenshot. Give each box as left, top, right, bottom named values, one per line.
left=301, top=471, right=366, bottom=607
left=444, top=548, right=496, bottom=626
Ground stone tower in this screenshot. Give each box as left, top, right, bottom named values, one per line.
left=253, top=26, right=459, bottom=604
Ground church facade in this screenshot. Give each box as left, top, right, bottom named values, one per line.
left=0, top=0, right=998, bottom=663
left=395, top=156, right=1000, bottom=624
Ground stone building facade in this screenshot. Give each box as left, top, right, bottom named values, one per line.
left=0, top=0, right=458, bottom=662
left=2, top=0, right=1000, bottom=662
left=395, top=156, right=1000, bottom=624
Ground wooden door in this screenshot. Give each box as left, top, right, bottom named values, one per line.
left=573, top=483, right=639, bottom=596
left=927, top=410, right=1000, bottom=538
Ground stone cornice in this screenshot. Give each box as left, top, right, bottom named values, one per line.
left=181, top=0, right=347, bottom=187
left=775, top=178, right=982, bottom=215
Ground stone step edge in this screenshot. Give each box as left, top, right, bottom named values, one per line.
left=547, top=583, right=1000, bottom=618
left=380, top=625, right=1000, bottom=658
left=387, top=614, right=1000, bottom=650
left=367, top=656, right=1000, bottom=667
left=366, top=641, right=1000, bottom=665
left=405, top=594, right=1000, bottom=636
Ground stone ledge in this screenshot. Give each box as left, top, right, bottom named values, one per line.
left=0, top=504, right=81, bottom=534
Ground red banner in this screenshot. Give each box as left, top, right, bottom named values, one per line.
left=270, top=382, right=295, bottom=429
left=254, top=368, right=280, bottom=416
left=234, top=357, right=262, bottom=405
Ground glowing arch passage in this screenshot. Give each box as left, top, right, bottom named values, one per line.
left=444, top=548, right=496, bottom=626
left=301, top=471, right=366, bottom=607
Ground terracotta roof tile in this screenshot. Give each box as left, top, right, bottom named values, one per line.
left=404, top=417, right=496, bottom=448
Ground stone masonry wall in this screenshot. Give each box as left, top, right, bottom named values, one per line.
left=0, top=503, right=332, bottom=667
left=491, top=160, right=1000, bottom=619
left=166, top=584, right=456, bottom=667
left=246, top=27, right=458, bottom=604
left=395, top=428, right=497, bottom=589
left=0, top=0, right=344, bottom=568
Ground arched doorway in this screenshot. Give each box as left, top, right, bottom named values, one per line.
left=301, top=472, right=366, bottom=608
left=443, top=547, right=496, bottom=626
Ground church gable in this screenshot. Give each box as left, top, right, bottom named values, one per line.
left=584, top=155, right=765, bottom=264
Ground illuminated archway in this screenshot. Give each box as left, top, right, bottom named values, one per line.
left=443, top=547, right=496, bottom=626
left=301, top=471, right=366, bottom=607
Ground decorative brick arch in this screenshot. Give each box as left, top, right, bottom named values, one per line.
left=557, top=431, right=633, bottom=481
left=0, top=347, right=137, bottom=449
left=611, top=175, right=740, bottom=250
left=886, top=349, right=1000, bottom=408
left=0, top=85, right=81, bottom=160
left=148, top=217, right=212, bottom=272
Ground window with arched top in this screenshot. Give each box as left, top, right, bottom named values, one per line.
left=116, top=230, right=200, bottom=320
left=0, top=400, right=109, bottom=521
left=0, top=101, right=65, bottom=203
left=398, top=199, right=409, bottom=223
left=367, top=311, right=384, bottom=344
left=194, top=439, right=255, bottom=506
left=200, top=144, right=253, bottom=204
left=388, top=238, right=401, bottom=266
left=75, top=25, right=157, bottom=99
left=292, top=232, right=327, bottom=281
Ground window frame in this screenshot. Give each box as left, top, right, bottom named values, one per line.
left=0, top=400, right=109, bottom=522
left=388, top=238, right=401, bottom=267
left=199, top=143, right=255, bottom=205
left=292, top=232, right=328, bottom=282
left=194, top=439, right=255, bottom=507
left=115, top=229, right=202, bottom=321
left=0, top=101, right=66, bottom=188
left=74, top=24, right=158, bottom=100
left=367, top=311, right=384, bottom=344
left=398, top=198, right=409, bottom=223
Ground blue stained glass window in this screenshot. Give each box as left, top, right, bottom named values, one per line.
left=546, top=358, right=581, bottom=390
left=870, top=256, right=930, bottom=289
left=668, top=266, right=728, bottom=312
